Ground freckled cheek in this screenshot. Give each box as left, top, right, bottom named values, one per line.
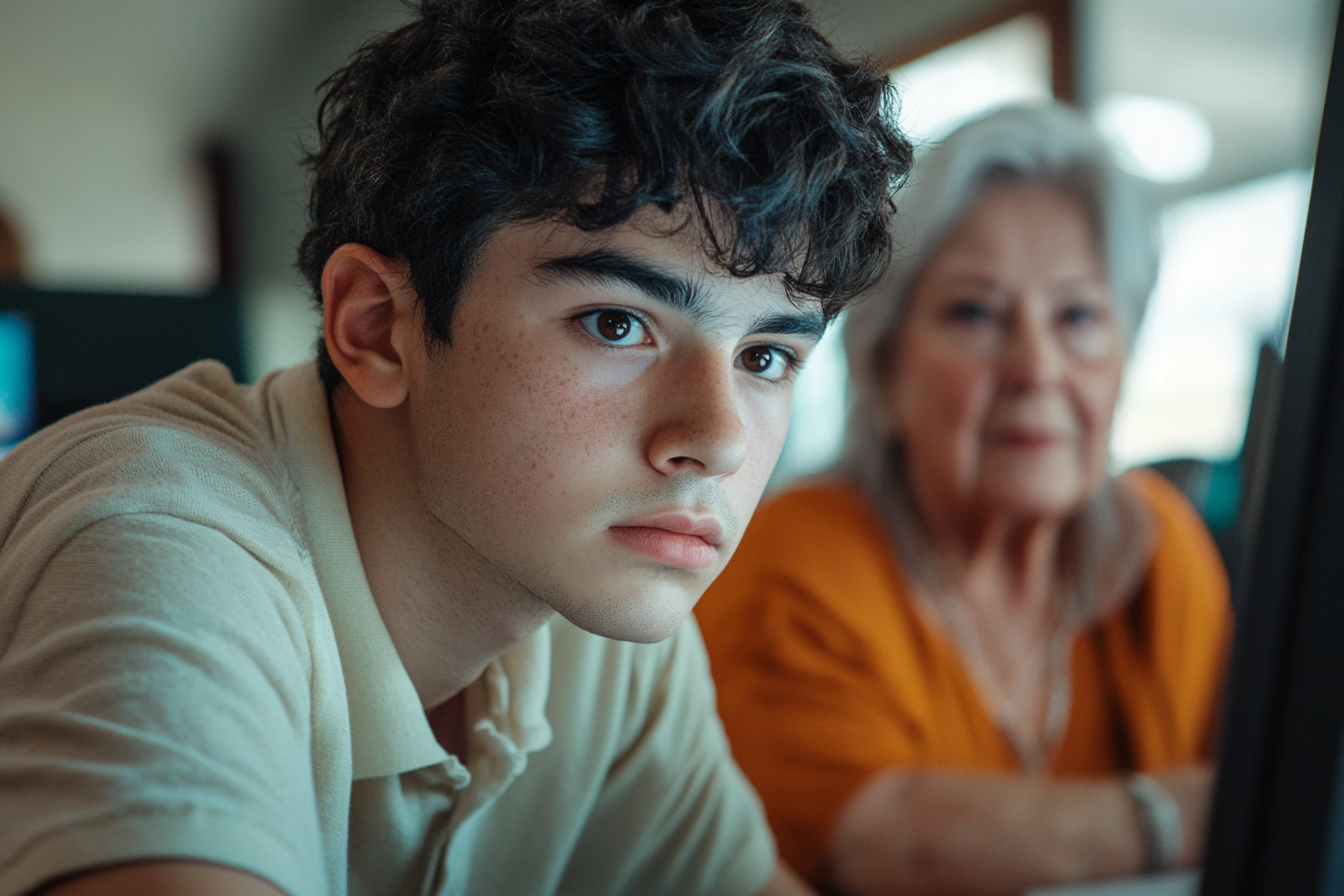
left=730, top=391, right=792, bottom=498
left=492, top=376, right=640, bottom=496
left=749, top=401, right=789, bottom=455
left=430, top=336, right=633, bottom=488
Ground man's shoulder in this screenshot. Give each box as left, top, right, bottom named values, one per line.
left=2, top=360, right=283, bottom=492
left=0, top=361, right=316, bottom=599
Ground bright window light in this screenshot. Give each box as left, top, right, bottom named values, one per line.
left=1093, top=93, right=1214, bottom=184
left=1110, top=168, right=1310, bottom=467
left=769, top=320, right=849, bottom=488
left=888, top=13, right=1053, bottom=146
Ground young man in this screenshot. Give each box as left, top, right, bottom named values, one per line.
left=0, top=1, right=909, bottom=894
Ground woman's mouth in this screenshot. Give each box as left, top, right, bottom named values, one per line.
left=991, top=430, right=1066, bottom=450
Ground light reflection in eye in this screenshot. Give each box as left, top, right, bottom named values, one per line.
left=737, top=345, right=795, bottom=381
left=578, top=309, right=648, bottom=346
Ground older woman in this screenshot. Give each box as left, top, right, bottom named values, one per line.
left=697, top=103, right=1232, bottom=896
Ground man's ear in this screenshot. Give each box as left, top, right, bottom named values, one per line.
left=322, top=243, right=418, bottom=409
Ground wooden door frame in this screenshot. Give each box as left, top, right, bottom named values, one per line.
left=875, top=0, right=1076, bottom=103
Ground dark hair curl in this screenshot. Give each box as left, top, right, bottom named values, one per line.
left=298, top=0, right=912, bottom=388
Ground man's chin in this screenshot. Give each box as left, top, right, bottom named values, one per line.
left=551, top=584, right=699, bottom=644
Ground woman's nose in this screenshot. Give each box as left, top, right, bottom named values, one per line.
left=645, top=351, right=749, bottom=479
left=1001, top=303, right=1065, bottom=388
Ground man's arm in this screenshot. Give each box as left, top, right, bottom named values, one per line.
left=38, top=862, right=286, bottom=896
left=826, top=766, right=1213, bottom=896
left=1, top=514, right=329, bottom=896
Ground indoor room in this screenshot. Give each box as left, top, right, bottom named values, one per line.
left=0, top=1, right=1341, bottom=894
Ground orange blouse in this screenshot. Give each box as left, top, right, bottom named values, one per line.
left=696, top=469, right=1232, bottom=884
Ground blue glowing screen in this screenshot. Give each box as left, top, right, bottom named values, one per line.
left=0, top=311, right=35, bottom=457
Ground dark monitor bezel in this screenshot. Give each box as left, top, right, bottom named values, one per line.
left=1201, top=3, right=1344, bottom=892
left=0, top=285, right=244, bottom=427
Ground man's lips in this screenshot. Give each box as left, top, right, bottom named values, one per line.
left=608, top=513, right=725, bottom=570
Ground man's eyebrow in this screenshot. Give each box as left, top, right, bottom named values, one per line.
left=536, top=250, right=705, bottom=317
left=748, top=311, right=828, bottom=342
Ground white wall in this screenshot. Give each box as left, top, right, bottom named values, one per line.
left=222, top=0, right=413, bottom=379
left=0, top=0, right=295, bottom=294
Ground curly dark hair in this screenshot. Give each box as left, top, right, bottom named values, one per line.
left=298, top=0, right=912, bottom=388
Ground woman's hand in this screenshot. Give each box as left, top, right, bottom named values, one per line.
left=825, top=765, right=1215, bottom=896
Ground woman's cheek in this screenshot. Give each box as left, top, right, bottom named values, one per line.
left=925, top=355, right=996, bottom=438
left=1073, top=362, right=1124, bottom=437
left=1071, top=364, right=1125, bottom=481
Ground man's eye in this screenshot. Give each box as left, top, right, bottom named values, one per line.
left=737, top=345, right=793, bottom=381
left=579, top=310, right=648, bottom=346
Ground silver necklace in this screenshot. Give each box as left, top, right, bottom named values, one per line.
left=924, top=589, right=1074, bottom=773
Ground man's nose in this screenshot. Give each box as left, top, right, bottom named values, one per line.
left=645, top=349, right=749, bottom=479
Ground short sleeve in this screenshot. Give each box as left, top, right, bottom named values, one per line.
left=557, top=621, right=776, bottom=896
left=0, top=514, right=327, bottom=896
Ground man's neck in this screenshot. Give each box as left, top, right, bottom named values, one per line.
left=329, top=387, right=554, bottom=711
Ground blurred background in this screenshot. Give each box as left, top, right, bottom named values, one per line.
left=0, top=0, right=1336, bottom=538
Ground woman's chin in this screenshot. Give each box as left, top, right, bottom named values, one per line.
left=975, top=454, right=1104, bottom=518
left=979, top=479, right=1093, bottom=522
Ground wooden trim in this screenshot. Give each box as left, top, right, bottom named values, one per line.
left=200, top=139, right=238, bottom=291
left=875, top=0, right=1076, bottom=103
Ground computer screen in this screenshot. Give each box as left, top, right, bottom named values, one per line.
left=0, top=310, right=35, bottom=459
left=1199, top=2, right=1344, bottom=893
left=0, top=286, right=243, bottom=427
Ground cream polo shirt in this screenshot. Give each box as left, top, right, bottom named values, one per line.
left=0, top=361, right=774, bottom=896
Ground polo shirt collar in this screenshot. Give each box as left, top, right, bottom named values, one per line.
left=266, top=362, right=552, bottom=781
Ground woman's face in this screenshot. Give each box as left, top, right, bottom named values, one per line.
left=886, top=183, right=1125, bottom=527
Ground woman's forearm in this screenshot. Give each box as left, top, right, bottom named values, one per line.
left=825, top=767, right=1212, bottom=896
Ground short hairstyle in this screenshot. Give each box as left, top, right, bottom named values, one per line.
left=840, top=101, right=1159, bottom=497
left=298, top=0, right=913, bottom=388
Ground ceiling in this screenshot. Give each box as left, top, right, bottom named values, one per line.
left=0, top=0, right=1335, bottom=288
left=816, top=0, right=1336, bottom=199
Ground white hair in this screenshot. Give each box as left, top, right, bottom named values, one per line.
left=838, top=101, right=1159, bottom=503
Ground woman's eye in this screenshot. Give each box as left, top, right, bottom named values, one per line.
left=1058, top=302, right=1117, bottom=359
left=579, top=309, right=648, bottom=346
left=1059, top=304, right=1100, bottom=326
left=737, top=345, right=794, bottom=381
left=946, top=301, right=995, bottom=324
